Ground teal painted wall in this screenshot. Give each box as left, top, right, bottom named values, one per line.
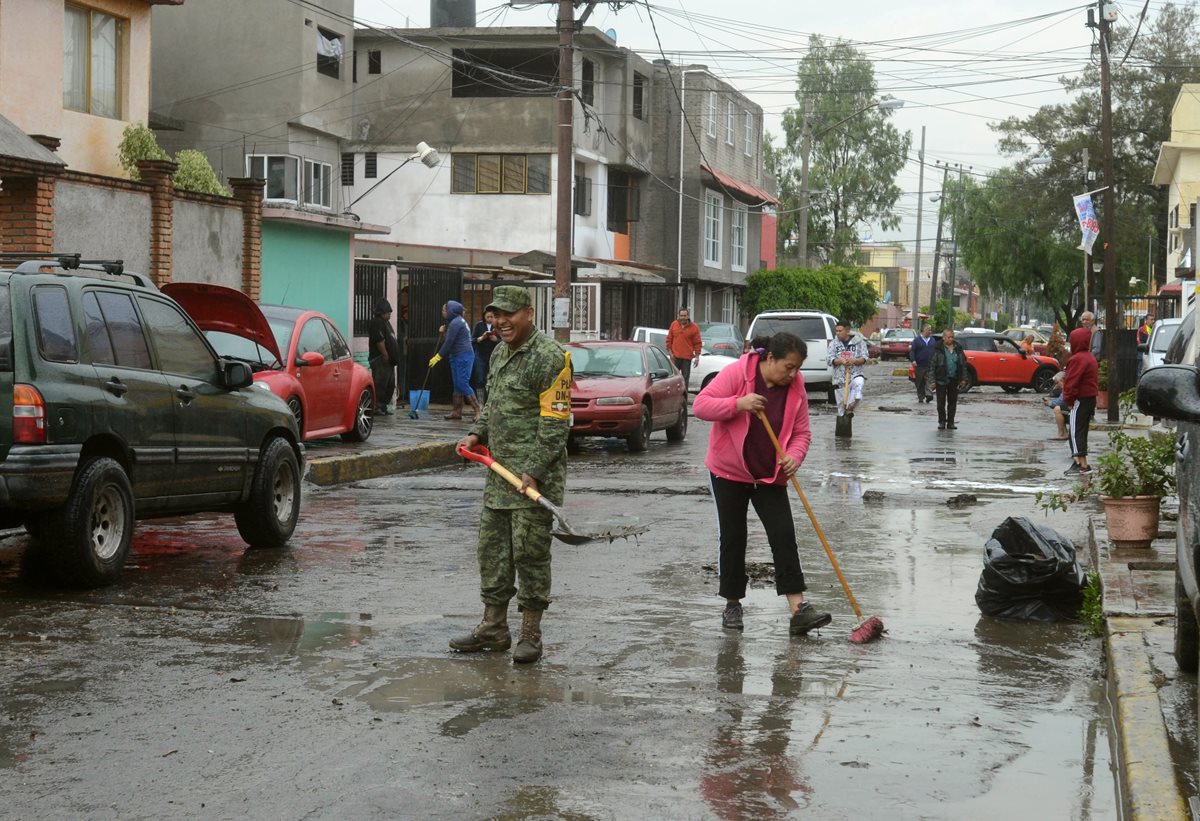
left=260, top=221, right=352, bottom=337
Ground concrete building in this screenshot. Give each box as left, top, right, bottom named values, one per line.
left=1152, top=83, right=1200, bottom=287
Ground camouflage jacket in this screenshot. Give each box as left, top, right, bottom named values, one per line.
left=471, top=329, right=571, bottom=508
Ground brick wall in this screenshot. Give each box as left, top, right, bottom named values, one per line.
left=0, top=160, right=60, bottom=254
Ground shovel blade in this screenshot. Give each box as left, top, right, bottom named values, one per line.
left=551, top=523, right=649, bottom=546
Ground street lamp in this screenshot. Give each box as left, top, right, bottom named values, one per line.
left=797, top=98, right=904, bottom=267
left=347, top=141, right=441, bottom=210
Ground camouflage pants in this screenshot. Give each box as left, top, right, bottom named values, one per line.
left=477, top=505, right=553, bottom=611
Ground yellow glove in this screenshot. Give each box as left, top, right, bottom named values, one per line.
left=428, top=353, right=442, bottom=368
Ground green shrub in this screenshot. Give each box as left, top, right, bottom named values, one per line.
left=1079, top=571, right=1103, bottom=635
left=173, top=149, right=229, bottom=196
left=116, top=124, right=229, bottom=196
left=117, top=123, right=168, bottom=180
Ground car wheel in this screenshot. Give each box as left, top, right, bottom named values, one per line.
left=1175, top=572, right=1199, bottom=672
left=627, top=404, right=652, bottom=452
left=341, top=388, right=374, bottom=442
left=1001, top=384, right=1022, bottom=394
left=235, top=437, right=301, bottom=549
left=701, top=373, right=716, bottom=393
left=287, top=396, right=304, bottom=436
left=957, top=368, right=975, bottom=394
left=666, top=403, right=688, bottom=442
left=43, top=457, right=134, bottom=588
left=1032, top=367, right=1058, bottom=394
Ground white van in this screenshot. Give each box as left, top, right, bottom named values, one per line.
left=743, top=310, right=839, bottom=401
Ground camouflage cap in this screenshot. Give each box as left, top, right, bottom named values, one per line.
left=486, top=285, right=532, bottom=314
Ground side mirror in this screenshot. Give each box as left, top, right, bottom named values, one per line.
left=650, top=368, right=670, bottom=380
left=298, top=351, right=325, bottom=367
left=1137, top=365, right=1200, bottom=423
left=222, top=360, right=253, bottom=390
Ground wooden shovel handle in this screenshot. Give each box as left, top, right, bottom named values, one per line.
left=457, top=444, right=544, bottom=504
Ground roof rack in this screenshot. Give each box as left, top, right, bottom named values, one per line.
left=2, top=254, right=153, bottom=289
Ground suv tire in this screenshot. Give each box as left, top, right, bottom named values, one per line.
left=235, top=437, right=301, bottom=548
left=44, top=457, right=134, bottom=589
left=1175, top=573, right=1199, bottom=672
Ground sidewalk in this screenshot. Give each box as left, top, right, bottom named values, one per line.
left=1090, top=515, right=1192, bottom=820
left=302, top=402, right=467, bottom=485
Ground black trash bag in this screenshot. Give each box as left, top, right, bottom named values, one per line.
left=975, top=516, right=1085, bottom=621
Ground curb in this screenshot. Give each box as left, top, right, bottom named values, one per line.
left=304, top=441, right=459, bottom=486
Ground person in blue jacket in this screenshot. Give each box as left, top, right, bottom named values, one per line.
left=908, top=324, right=936, bottom=403
left=429, top=300, right=480, bottom=421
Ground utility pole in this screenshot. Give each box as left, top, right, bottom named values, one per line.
left=928, top=164, right=950, bottom=329
left=1094, top=0, right=1119, bottom=420
left=551, top=0, right=578, bottom=342
left=947, top=164, right=967, bottom=332
left=910, top=126, right=925, bottom=330
left=796, top=98, right=813, bottom=267
left=1081, top=146, right=1090, bottom=312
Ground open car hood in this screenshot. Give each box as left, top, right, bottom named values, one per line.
left=162, top=282, right=282, bottom=362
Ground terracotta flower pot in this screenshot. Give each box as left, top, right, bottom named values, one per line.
left=1095, top=391, right=1108, bottom=411
left=1101, top=495, right=1161, bottom=549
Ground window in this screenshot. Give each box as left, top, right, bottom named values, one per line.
left=722, top=290, right=735, bottom=324
left=88, top=291, right=151, bottom=369
left=247, top=155, right=299, bottom=201
left=364, top=152, right=377, bottom=179
left=368, top=49, right=382, bottom=74
left=452, top=48, right=558, bottom=98
left=138, top=298, right=216, bottom=381
left=731, top=203, right=748, bottom=271
left=744, top=111, right=754, bottom=156
left=34, top=287, right=77, bottom=362
left=726, top=101, right=734, bottom=145
left=581, top=58, right=594, bottom=106
left=304, top=159, right=332, bottom=208
left=633, top=73, right=646, bottom=120
left=450, top=153, right=552, bottom=194
left=574, top=175, right=592, bottom=217
left=704, top=191, right=723, bottom=267
left=706, top=91, right=717, bottom=137
left=325, top=321, right=350, bottom=360
left=64, top=4, right=123, bottom=118
left=298, top=318, right=334, bottom=360
left=317, top=27, right=344, bottom=79
left=341, top=153, right=354, bottom=186
left=0, top=285, right=10, bottom=372
left=607, top=169, right=640, bottom=231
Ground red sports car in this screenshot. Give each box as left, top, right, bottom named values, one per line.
left=164, top=283, right=375, bottom=442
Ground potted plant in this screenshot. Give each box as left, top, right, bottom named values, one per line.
left=1095, top=359, right=1109, bottom=411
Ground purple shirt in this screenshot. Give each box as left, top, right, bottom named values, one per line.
left=743, top=367, right=789, bottom=483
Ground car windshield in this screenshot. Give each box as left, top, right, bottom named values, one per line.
left=269, top=317, right=296, bottom=358
left=205, top=330, right=281, bottom=370
left=754, top=317, right=827, bottom=339
left=1152, top=324, right=1180, bottom=352
left=884, top=330, right=914, bottom=341
left=571, top=346, right=645, bottom=377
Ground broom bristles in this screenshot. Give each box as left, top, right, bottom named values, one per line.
left=849, top=615, right=885, bottom=644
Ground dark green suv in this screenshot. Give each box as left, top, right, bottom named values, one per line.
left=0, top=254, right=304, bottom=587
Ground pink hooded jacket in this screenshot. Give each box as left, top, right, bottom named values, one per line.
left=692, top=351, right=812, bottom=485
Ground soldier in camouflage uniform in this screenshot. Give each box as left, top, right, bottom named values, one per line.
left=451, top=285, right=571, bottom=664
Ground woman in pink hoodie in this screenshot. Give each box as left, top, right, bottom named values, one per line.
left=693, top=332, right=831, bottom=636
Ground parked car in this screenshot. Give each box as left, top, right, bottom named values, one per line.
left=1002, top=326, right=1050, bottom=355
left=880, top=328, right=916, bottom=360
left=164, top=284, right=375, bottom=443
left=629, top=326, right=738, bottom=393
left=696, top=322, right=742, bottom=357
left=566, top=341, right=688, bottom=451
left=909, top=331, right=1059, bottom=393
left=743, top=310, right=838, bottom=400
left=0, top=254, right=303, bottom=587
left=1139, top=317, right=1184, bottom=371
left=1136, top=311, right=1198, bottom=684
left=865, top=336, right=882, bottom=359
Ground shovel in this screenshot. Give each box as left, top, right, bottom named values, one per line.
left=457, top=444, right=648, bottom=545
left=834, top=365, right=853, bottom=438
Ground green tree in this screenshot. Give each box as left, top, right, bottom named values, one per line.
left=774, top=36, right=911, bottom=265
left=117, top=123, right=229, bottom=196
left=743, top=265, right=879, bottom=326
left=117, top=123, right=168, bottom=179
left=173, top=149, right=230, bottom=196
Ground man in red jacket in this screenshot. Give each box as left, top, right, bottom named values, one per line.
left=1062, top=326, right=1099, bottom=476
left=666, top=307, right=703, bottom=386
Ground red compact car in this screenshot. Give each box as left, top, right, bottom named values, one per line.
left=164, top=283, right=375, bottom=442
left=567, top=341, right=688, bottom=452
left=908, top=332, right=1059, bottom=394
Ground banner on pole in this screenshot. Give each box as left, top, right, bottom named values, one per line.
left=1073, top=193, right=1100, bottom=255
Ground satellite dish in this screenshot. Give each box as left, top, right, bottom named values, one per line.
left=605, top=28, right=617, bottom=43
left=884, top=290, right=892, bottom=303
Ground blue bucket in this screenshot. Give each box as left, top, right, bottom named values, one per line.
left=409, top=390, right=430, bottom=412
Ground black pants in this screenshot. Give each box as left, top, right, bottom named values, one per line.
left=709, top=473, right=807, bottom=600
left=674, top=357, right=693, bottom=386
left=370, top=355, right=395, bottom=410
left=1069, top=396, right=1096, bottom=457
left=936, top=380, right=958, bottom=425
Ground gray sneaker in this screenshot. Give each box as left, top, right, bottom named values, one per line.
left=790, top=602, right=832, bottom=636
left=722, top=603, right=744, bottom=631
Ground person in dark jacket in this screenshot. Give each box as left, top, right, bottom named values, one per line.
left=1062, top=326, right=1099, bottom=475
left=908, top=324, right=936, bottom=403
left=367, top=299, right=397, bottom=416
left=930, top=329, right=965, bottom=430
left=471, top=308, right=500, bottom=404
left=429, top=300, right=479, bottom=421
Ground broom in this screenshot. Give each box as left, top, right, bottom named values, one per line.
left=755, top=410, right=885, bottom=644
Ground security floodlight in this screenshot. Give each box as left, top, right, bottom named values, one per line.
left=878, top=99, right=905, bottom=111
left=1030, top=156, right=1052, bottom=166
left=414, top=141, right=441, bottom=168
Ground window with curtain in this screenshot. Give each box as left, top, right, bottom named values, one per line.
left=731, top=203, right=747, bottom=271
left=247, top=155, right=299, bottom=201
left=704, top=191, right=723, bottom=267
left=64, top=4, right=123, bottom=118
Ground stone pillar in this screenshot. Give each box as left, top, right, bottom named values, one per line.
left=0, top=166, right=59, bottom=255
left=137, top=159, right=178, bottom=287
left=229, top=177, right=264, bottom=301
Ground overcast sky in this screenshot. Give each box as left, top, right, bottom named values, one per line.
left=354, top=1, right=1105, bottom=248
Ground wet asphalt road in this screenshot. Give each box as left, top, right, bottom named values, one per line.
left=1, top=363, right=1120, bottom=819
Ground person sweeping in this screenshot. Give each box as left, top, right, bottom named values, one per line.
left=693, top=331, right=832, bottom=636
left=428, top=300, right=481, bottom=422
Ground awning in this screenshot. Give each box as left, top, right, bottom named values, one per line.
left=1159, top=280, right=1184, bottom=295
left=578, top=261, right=666, bottom=284
left=700, top=163, right=778, bottom=206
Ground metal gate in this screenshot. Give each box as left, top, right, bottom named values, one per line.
left=405, top=266, right=464, bottom=403
left=353, top=262, right=389, bottom=337
left=570, top=282, right=601, bottom=340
